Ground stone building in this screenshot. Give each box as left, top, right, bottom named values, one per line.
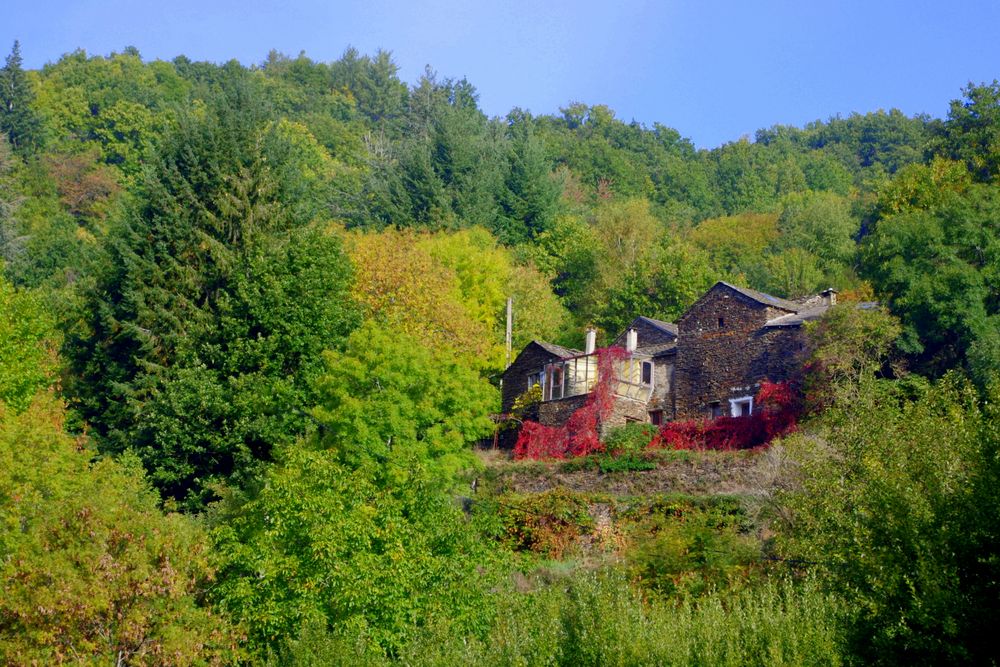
left=500, top=281, right=836, bottom=439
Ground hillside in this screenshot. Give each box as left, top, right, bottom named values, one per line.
left=0, top=40, right=999, bottom=665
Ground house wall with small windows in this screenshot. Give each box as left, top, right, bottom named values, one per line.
left=501, top=342, right=558, bottom=415
left=647, top=355, right=675, bottom=421
left=500, top=282, right=824, bottom=447
left=673, top=285, right=807, bottom=419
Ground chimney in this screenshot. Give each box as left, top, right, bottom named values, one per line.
left=626, top=328, right=637, bottom=353
left=585, top=328, right=597, bottom=355
left=821, top=288, right=838, bottom=307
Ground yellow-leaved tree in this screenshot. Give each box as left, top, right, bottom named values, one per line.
left=346, top=226, right=570, bottom=372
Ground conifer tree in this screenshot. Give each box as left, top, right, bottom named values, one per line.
left=68, top=76, right=358, bottom=509
left=0, top=41, right=42, bottom=154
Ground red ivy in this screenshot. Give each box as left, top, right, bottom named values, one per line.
left=515, top=374, right=801, bottom=460
left=651, top=380, right=801, bottom=452
left=514, top=347, right=630, bottom=460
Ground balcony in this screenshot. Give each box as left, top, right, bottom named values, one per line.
left=536, top=353, right=654, bottom=403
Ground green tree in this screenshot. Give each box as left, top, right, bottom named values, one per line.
left=774, top=191, right=858, bottom=267
left=212, top=442, right=504, bottom=660
left=803, top=301, right=902, bottom=407
left=779, top=375, right=1000, bottom=664
left=0, top=41, right=43, bottom=154
left=598, top=239, right=713, bottom=335
left=936, top=80, right=1000, bottom=182
left=495, top=109, right=561, bottom=244
left=862, top=184, right=1000, bottom=381
left=0, top=134, right=22, bottom=270
left=310, top=322, right=497, bottom=484
left=212, top=324, right=502, bottom=659
left=68, top=83, right=358, bottom=508
left=0, top=275, right=57, bottom=413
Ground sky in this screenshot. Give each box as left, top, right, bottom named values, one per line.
left=5, top=0, right=999, bottom=149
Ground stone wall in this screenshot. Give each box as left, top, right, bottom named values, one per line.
left=647, top=356, right=675, bottom=418
left=538, top=394, right=589, bottom=427
left=600, top=396, right=653, bottom=436
left=674, top=286, right=805, bottom=419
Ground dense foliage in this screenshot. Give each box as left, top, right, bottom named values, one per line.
left=2, top=39, right=999, bottom=664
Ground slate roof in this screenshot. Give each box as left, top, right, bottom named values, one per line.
left=764, top=304, right=830, bottom=328
left=533, top=341, right=582, bottom=358
left=718, top=281, right=803, bottom=313
left=635, top=316, right=678, bottom=338
left=641, top=342, right=678, bottom=357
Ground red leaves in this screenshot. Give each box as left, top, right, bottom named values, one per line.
left=515, top=376, right=801, bottom=460
left=652, top=380, right=800, bottom=452
left=514, top=347, right=630, bottom=460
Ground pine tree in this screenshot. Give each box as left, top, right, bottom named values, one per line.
left=68, top=78, right=358, bottom=509
left=0, top=41, right=42, bottom=154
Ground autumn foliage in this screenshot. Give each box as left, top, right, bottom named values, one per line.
left=515, top=372, right=800, bottom=460
left=652, top=380, right=800, bottom=452
left=513, top=346, right=630, bottom=459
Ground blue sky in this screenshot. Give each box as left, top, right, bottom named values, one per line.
left=5, top=0, right=999, bottom=148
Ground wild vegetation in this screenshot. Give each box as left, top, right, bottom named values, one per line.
left=0, top=39, right=998, bottom=664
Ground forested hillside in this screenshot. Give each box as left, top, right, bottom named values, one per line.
left=1, top=41, right=999, bottom=664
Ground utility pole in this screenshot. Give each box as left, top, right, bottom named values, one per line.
left=505, top=297, right=513, bottom=369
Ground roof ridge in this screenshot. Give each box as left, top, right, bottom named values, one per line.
left=717, top=281, right=803, bottom=312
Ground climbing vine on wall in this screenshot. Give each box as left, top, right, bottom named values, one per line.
left=653, top=380, right=800, bottom=451
left=514, top=346, right=630, bottom=459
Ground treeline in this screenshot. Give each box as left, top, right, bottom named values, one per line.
left=0, top=40, right=999, bottom=664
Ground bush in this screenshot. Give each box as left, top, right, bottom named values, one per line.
left=654, top=380, right=800, bottom=451
left=619, top=496, right=761, bottom=597
left=779, top=374, right=1000, bottom=664
left=485, top=488, right=594, bottom=560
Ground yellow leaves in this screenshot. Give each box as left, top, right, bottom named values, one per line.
left=591, top=198, right=663, bottom=291
left=875, top=157, right=972, bottom=217
left=345, top=226, right=571, bottom=372
left=347, top=228, right=488, bottom=361
left=689, top=212, right=780, bottom=256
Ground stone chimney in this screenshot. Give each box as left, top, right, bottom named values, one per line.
left=585, top=328, right=597, bottom=355
left=821, top=288, right=838, bottom=307
left=626, top=328, right=638, bottom=353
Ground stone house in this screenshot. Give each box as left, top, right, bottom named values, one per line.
left=500, top=281, right=837, bottom=440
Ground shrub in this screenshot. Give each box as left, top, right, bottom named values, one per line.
left=487, top=488, right=594, bottom=559
left=619, top=496, right=761, bottom=597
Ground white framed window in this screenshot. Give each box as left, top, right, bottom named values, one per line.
left=729, top=396, right=753, bottom=417
left=547, top=363, right=564, bottom=400
left=641, top=360, right=653, bottom=385
left=527, top=372, right=543, bottom=392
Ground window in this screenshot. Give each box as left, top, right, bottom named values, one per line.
left=709, top=401, right=723, bottom=418
left=729, top=396, right=753, bottom=417
left=641, top=360, right=653, bottom=385
left=548, top=364, right=564, bottom=400
left=718, top=316, right=725, bottom=329
left=526, top=372, right=543, bottom=391
left=649, top=410, right=664, bottom=426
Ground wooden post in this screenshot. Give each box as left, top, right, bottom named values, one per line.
left=505, top=297, right=513, bottom=369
